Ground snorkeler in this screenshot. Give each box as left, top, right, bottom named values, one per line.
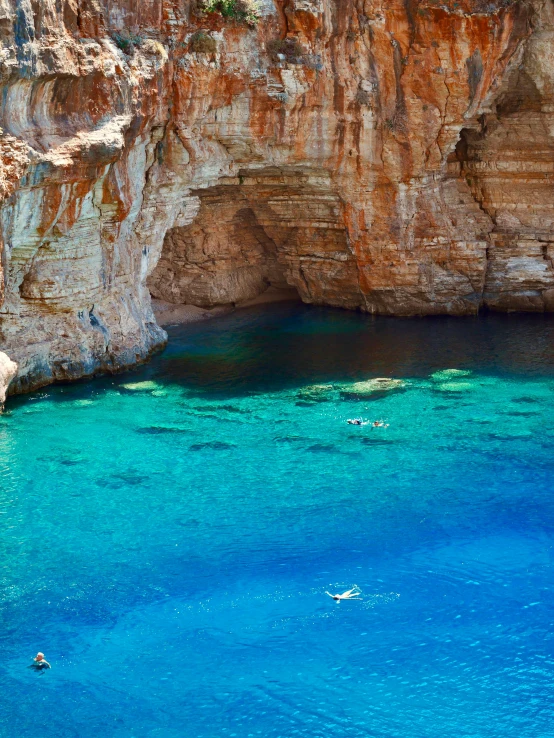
left=325, top=586, right=362, bottom=601
left=347, top=418, right=367, bottom=426
left=29, top=653, right=51, bottom=671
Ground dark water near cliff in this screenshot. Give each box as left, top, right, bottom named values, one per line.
left=2, top=304, right=554, bottom=737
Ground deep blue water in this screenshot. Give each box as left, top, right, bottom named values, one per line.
left=2, top=303, right=554, bottom=737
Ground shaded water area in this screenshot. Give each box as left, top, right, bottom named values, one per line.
left=2, top=303, right=554, bottom=737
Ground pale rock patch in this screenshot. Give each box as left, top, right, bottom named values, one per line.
left=0, top=352, right=17, bottom=407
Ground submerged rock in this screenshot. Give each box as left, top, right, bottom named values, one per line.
left=121, top=381, right=160, bottom=392
left=296, top=384, right=334, bottom=403
left=189, top=441, right=236, bottom=451
left=431, top=370, right=475, bottom=393
left=434, top=382, right=475, bottom=393
left=136, top=426, right=190, bottom=435
left=431, top=369, right=472, bottom=382
left=307, top=443, right=340, bottom=454
left=340, top=378, right=406, bottom=400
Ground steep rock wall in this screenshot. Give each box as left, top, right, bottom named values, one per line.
left=0, top=0, right=551, bottom=393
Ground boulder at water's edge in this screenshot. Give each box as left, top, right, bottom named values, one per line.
left=0, top=352, right=17, bottom=407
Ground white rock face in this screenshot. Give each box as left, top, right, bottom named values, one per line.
left=0, top=351, right=17, bottom=406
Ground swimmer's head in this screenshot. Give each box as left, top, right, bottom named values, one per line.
left=35, top=653, right=44, bottom=661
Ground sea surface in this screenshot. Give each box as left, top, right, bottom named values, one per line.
left=2, top=303, right=554, bottom=737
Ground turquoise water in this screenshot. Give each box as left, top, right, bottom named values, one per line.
left=2, top=304, right=554, bottom=737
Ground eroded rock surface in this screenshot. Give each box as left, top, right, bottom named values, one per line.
left=0, top=0, right=552, bottom=393
left=0, top=351, right=17, bottom=406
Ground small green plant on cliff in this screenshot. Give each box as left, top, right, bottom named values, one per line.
left=194, top=0, right=260, bottom=26
left=188, top=31, right=218, bottom=54
left=112, top=32, right=143, bottom=54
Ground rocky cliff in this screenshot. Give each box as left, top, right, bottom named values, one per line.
left=0, top=0, right=552, bottom=394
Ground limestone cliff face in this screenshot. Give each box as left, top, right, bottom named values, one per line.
left=0, top=0, right=551, bottom=393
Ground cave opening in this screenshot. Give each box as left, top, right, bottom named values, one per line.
left=147, top=168, right=361, bottom=322
left=148, top=183, right=298, bottom=310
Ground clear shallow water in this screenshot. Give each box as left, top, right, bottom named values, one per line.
left=2, top=304, right=554, bottom=737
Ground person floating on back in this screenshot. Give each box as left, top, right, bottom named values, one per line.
left=29, top=652, right=51, bottom=671
left=326, top=586, right=362, bottom=602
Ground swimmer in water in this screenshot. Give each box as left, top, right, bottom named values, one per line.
left=325, top=586, right=362, bottom=601
left=372, top=420, right=389, bottom=428
left=29, top=652, right=51, bottom=671
left=347, top=418, right=366, bottom=426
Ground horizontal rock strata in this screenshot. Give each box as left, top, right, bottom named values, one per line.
left=0, top=0, right=552, bottom=392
